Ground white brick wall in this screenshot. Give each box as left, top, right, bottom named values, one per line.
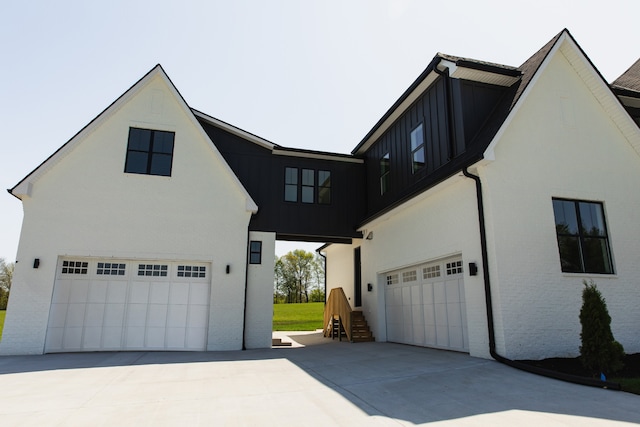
left=0, top=71, right=257, bottom=355
left=479, top=47, right=640, bottom=360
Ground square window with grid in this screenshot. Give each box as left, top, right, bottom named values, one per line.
left=386, top=274, right=399, bottom=285
left=423, top=265, right=441, bottom=279
left=62, top=260, right=88, bottom=275
left=446, top=261, right=463, bottom=275
left=402, top=270, right=417, bottom=283
left=177, top=265, right=206, bottom=278
left=138, top=264, right=168, bottom=277
left=97, top=262, right=126, bottom=276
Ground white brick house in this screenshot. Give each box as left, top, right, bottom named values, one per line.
left=2, top=29, right=639, bottom=361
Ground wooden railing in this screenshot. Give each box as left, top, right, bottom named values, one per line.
left=323, top=287, right=352, bottom=341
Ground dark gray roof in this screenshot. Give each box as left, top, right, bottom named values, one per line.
left=612, top=58, right=640, bottom=93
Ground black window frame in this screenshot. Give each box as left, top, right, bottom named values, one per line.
left=318, top=170, right=331, bottom=205
left=301, top=168, right=315, bottom=204
left=380, top=152, right=390, bottom=195
left=284, top=167, right=298, bottom=202
left=552, top=198, right=614, bottom=274
left=124, top=127, right=175, bottom=177
left=249, top=241, right=262, bottom=264
left=410, top=123, right=426, bottom=173
left=284, top=167, right=332, bottom=205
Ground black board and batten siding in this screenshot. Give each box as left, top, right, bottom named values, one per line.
left=198, top=119, right=365, bottom=242
left=362, top=75, right=510, bottom=221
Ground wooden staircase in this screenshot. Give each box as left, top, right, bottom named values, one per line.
left=350, top=311, right=374, bottom=342
left=324, top=288, right=374, bottom=343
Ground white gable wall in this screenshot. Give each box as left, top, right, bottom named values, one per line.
left=478, top=45, right=640, bottom=360
left=1, top=74, right=256, bottom=354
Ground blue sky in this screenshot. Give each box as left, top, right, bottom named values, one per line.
left=1, top=0, right=638, bottom=261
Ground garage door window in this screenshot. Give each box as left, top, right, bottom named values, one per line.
left=423, top=265, right=441, bottom=279
left=97, top=262, right=126, bottom=276
left=402, top=270, right=417, bottom=283
left=446, top=261, right=463, bottom=275
left=386, top=273, right=399, bottom=285
left=62, top=260, right=88, bottom=275
left=177, top=265, right=206, bottom=278
left=138, top=264, right=168, bottom=277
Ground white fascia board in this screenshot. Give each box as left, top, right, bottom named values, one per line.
left=191, top=110, right=276, bottom=151
left=272, top=149, right=363, bottom=163
left=439, top=59, right=520, bottom=87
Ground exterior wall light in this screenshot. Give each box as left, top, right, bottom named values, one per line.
left=469, top=262, right=478, bottom=276
left=33, top=258, right=40, bottom=269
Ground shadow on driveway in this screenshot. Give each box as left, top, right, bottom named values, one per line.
left=0, top=333, right=638, bottom=426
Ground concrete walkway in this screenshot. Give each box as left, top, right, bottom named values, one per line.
left=0, top=332, right=638, bottom=426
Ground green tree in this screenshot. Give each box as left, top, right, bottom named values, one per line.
left=579, top=280, right=624, bottom=376
left=274, top=250, right=323, bottom=303
left=0, top=259, right=14, bottom=310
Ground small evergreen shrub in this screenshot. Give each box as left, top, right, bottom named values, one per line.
left=579, top=280, right=624, bottom=376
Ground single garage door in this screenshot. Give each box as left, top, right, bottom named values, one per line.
left=385, top=256, right=468, bottom=352
left=45, top=258, right=210, bottom=352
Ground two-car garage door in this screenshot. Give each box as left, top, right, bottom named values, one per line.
left=385, top=257, right=468, bottom=352
left=45, top=258, right=210, bottom=353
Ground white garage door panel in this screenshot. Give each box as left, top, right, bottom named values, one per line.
left=45, top=259, right=211, bottom=353
left=385, top=257, right=469, bottom=352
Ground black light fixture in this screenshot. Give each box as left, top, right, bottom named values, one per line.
left=469, top=262, right=478, bottom=276
left=33, top=258, right=40, bottom=269
left=367, top=283, right=373, bottom=292
left=226, top=264, right=230, bottom=274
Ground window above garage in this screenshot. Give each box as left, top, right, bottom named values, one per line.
left=124, top=127, right=175, bottom=176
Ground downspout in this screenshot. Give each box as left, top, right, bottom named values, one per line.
left=462, top=167, right=621, bottom=390
left=241, top=231, right=251, bottom=351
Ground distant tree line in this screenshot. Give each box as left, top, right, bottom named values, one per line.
left=0, top=258, right=14, bottom=310
left=274, top=250, right=324, bottom=303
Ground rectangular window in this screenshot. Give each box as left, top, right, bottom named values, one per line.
left=552, top=198, right=613, bottom=274
left=302, top=169, right=315, bottom=203
left=386, top=273, right=399, bottom=285
left=97, top=262, right=126, bottom=276
left=124, top=128, right=175, bottom=176
left=423, top=265, right=441, bottom=279
left=380, top=152, right=390, bottom=195
left=177, top=265, right=206, bottom=278
left=284, top=167, right=298, bottom=202
left=138, top=264, right=168, bottom=277
left=249, top=241, right=262, bottom=264
left=446, top=261, right=463, bottom=276
left=62, top=260, right=88, bottom=275
left=410, top=123, right=425, bottom=173
left=318, top=170, right=331, bottom=204
left=402, top=270, right=417, bottom=283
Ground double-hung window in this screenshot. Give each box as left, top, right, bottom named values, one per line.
left=552, top=198, right=613, bottom=274
left=124, top=127, right=175, bottom=176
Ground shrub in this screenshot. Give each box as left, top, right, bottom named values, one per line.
left=579, top=280, right=624, bottom=376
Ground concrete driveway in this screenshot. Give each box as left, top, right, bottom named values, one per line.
left=0, top=332, right=638, bottom=426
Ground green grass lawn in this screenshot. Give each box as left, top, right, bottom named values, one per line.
left=273, top=302, right=324, bottom=331
left=0, top=310, right=5, bottom=342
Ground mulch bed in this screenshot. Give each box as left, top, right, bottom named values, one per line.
left=518, top=353, right=640, bottom=379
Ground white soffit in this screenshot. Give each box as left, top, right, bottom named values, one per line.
left=272, top=149, right=363, bottom=163
left=439, top=59, right=520, bottom=87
